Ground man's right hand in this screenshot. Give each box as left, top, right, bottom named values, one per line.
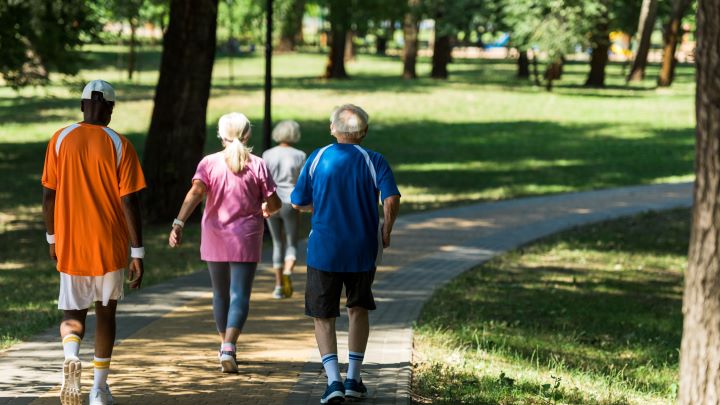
left=49, top=244, right=57, bottom=261
left=128, top=258, right=144, bottom=289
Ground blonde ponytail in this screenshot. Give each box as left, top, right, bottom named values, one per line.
left=217, top=112, right=252, bottom=173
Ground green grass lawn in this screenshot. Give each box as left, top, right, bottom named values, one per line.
left=0, top=45, right=694, bottom=349
left=413, top=209, right=690, bottom=404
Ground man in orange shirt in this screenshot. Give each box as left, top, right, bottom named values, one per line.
left=42, top=80, right=146, bottom=405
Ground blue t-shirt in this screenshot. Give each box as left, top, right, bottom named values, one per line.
left=291, top=143, right=400, bottom=273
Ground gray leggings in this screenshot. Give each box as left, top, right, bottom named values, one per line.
left=266, top=202, right=300, bottom=268
left=207, top=262, right=257, bottom=333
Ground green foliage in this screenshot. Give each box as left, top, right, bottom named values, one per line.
left=0, top=0, right=99, bottom=88
left=423, top=0, right=488, bottom=37
left=218, top=0, right=264, bottom=43
left=503, top=0, right=603, bottom=61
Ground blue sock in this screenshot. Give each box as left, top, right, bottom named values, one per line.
left=347, top=351, right=364, bottom=381
left=321, top=353, right=342, bottom=384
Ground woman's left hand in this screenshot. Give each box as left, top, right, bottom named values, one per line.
left=169, top=225, right=183, bottom=247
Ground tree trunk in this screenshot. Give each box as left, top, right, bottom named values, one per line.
left=376, top=35, right=387, bottom=55
left=532, top=50, right=541, bottom=86
left=517, top=49, right=530, bottom=78
left=402, top=0, right=419, bottom=79
left=128, top=18, right=137, bottom=80
left=658, top=0, right=693, bottom=86
left=277, top=0, right=305, bottom=51
left=627, top=0, right=659, bottom=82
left=679, top=0, right=720, bottom=402
left=324, top=0, right=350, bottom=79
left=544, top=61, right=562, bottom=91
left=586, top=4, right=610, bottom=87
left=344, top=30, right=355, bottom=62
left=142, top=0, right=218, bottom=223
left=431, top=34, right=451, bottom=79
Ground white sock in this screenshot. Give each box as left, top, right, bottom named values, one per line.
left=347, top=351, right=364, bottom=381
left=62, top=334, right=81, bottom=359
left=221, top=342, right=236, bottom=353
left=321, top=353, right=342, bottom=384
left=93, top=357, right=111, bottom=389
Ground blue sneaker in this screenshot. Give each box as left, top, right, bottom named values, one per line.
left=344, top=379, right=367, bottom=399
left=321, top=380, right=345, bottom=403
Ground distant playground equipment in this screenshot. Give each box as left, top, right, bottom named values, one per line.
left=484, top=33, right=511, bottom=49
left=610, top=32, right=633, bottom=61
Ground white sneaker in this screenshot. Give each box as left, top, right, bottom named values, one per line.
left=60, top=356, right=82, bottom=405
left=219, top=351, right=238, bottom=373
left=272, top=286, right=283, bottom=299
left=89, top=385, right=114, bottom=405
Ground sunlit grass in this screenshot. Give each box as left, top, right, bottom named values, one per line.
left=413, top=209, right=689, bottom=404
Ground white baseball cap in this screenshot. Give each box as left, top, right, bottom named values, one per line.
left=81, top=80, right=115, bottom=102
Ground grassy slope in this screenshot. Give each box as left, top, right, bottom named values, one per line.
left=413, top=209, right=690, bottom=404
left=0, top=47, right=694, bottom=349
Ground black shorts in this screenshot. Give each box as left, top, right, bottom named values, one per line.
left=305, top=266, right=376, bottom=318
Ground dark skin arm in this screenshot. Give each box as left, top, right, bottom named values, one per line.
left=381, top=195, right=400, bottom=248
left=42, top=187, right=57, bottom=261
left=121, top=191, right=144, bottom=289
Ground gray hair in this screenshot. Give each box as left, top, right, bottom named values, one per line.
left=217, top=112, right=252, bottom=173
left=272, top=120, right=301, bottom=144
left=330, top=104, right=369, bottom=140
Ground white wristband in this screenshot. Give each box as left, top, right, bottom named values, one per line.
left=46, top=233, right=55, bottom=244
left=130, top=247, right=145, bottom=259
left=172, top=218, right=185, bottom=228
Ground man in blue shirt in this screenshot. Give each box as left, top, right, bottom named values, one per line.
left=292, top=104, right=401, bottom=403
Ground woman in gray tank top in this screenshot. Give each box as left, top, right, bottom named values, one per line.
left=262, top=120, right=307, bottom=299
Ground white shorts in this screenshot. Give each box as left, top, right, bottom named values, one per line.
left=58, top=270, right=125, bottom=310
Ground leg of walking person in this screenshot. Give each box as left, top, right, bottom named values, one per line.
left=343, top=269, right=376, bottom=399
left=281, top=203, right=299, bottom=297
left=92, top=300, right=117, bottom=396
left=208, top=261, right=239, bottom=373
left=346, top=307, right=369, bottom=378
left=266, top=214, right=285, bottom=298
left=207, top=262, right=231, bottom=342
left=306, top=267, right=345, bottom=403
left=60, top=309, right=87, bottom=405
left=224, top=262, right=257, bottom=343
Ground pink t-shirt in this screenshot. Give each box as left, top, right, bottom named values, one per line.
left=193, top=152, right=277, bottom=262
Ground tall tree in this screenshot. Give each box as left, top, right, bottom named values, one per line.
left=142, top=0, right=219, bottom=223
left=278, top=0, right=306, bottom=51
left=585, top=1, right=610, bottom=87
left=324, top=0, right=351, bottom=78
left=679, top=0, right=720, bottom=402
left=402, top=0, right=420, bottom=79
left=0, top=0, right=98, bottom=88
left=657, top=0, right=693, bottom=86
left=517, top=49, right=530, bottom=78
left=430, top=24, right=451, bottom=79
left=627, top=0, right=658, bottom=82
left=427, top=0, right=485, bottom=79
left=111, top=0, right=143, bottom=80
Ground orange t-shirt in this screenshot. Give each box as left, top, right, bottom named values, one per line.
left=41, top=123, right=146, bottom=276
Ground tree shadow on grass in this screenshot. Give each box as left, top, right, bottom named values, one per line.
left=417, top=221, right=685, bottom=401
left=1, top=120, right=694, bottom=214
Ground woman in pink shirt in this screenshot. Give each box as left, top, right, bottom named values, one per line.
left=168, top=112, right=281, bottom=373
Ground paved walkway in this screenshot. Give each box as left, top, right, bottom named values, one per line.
left=0, top=183, right=692, bottom=405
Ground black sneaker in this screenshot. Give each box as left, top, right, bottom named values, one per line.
left=320, top=380, right=345, bottom=403
left=344, top=379, right=367, bottom=399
